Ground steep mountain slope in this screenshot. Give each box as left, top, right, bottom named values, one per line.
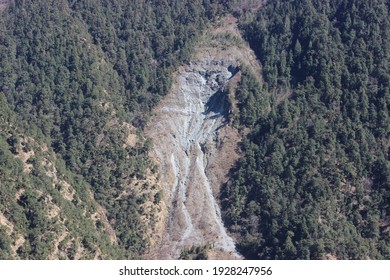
left=1, top=0, right=389, bottom=261
left=222, top=0, right=390, bottom=259
left=0, top=0, right=231, bottom=259
left=0, top=96, right=121, bottom=259
left=146, top=16, right=262, bottom=259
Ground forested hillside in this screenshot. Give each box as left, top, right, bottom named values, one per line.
left=222, top=0, right=390, bottom=259
left=1, top=0, right=389, bottom=260
left=0, top=0, right=231, bottom=259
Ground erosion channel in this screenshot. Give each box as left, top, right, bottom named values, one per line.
left=146, top=17, right=261, bottom=259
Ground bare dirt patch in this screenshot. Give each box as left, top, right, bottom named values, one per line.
left=14, top=136, right=35, bottom=173
left=11, top=235, right=25, bottom=258
left=0, top=212, right=14, bottom=235
left=196, top=15, right=262, bottom=84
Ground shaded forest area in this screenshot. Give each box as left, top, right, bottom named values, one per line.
left=222, top=0, right=390, bottom=259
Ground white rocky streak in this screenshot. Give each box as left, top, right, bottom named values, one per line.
left=147, top=60, right=240, bottom=259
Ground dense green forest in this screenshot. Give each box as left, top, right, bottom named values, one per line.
left=222, top=0, right=390, bottom=259
left=1, top=0, right=389, bottom=260
left=0, top=0, right=231, bottom=259
left=0, top=95, right=122, bottom=259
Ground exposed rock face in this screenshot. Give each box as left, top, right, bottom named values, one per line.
left=146, top=60, right=240, bottom=259
left=146, top=16, right=261, bottom=259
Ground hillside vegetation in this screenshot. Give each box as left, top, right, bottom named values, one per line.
left=222, top=0, right=390, bottom=259
left=0, top=0, right=389, bottom=260
left=0, top=0, right=231, bottom=259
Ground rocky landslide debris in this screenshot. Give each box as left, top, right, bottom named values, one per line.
left=146, top=59, right=242, bottom=259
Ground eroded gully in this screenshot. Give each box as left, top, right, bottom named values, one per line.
left=146, top=58, right=242, bottom=259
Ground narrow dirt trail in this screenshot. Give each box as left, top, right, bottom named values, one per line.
left=145, top=16, right=261, bottom=259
